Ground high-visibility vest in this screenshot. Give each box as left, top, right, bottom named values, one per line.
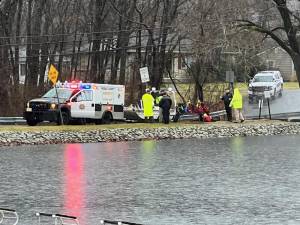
left=230, top=88, right=243, bottom=109
left=155, top=96, right=162, bottom=105
left=142, top=93, right=154, bottom=117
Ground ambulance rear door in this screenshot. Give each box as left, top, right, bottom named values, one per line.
left=113, top=85, right=125, bottom=119
left=70, top=89, right=95, bottom=118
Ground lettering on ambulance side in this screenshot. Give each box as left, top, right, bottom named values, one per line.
left=101, top=87, right=115, bottom=91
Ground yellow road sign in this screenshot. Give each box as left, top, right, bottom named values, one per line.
left=48, top=64, right=59, bottom=84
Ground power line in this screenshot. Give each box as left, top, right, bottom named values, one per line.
left=2, top=37, right=252, bottom=61
left=0, top=25, right=244, bottom=49
left=8, top=43, right=195, bottom=60
left=0, top=26, right=175, bottom=40
left=0, top=32, right=178, bottom=48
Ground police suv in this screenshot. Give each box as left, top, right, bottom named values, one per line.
left=24, top=81, right=125, bottom=126
left=248, top=71, right=283, bottom=103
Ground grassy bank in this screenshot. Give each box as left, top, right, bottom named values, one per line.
left=283, top=82, right=299, bottom=89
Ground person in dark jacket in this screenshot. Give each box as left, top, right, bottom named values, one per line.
left=221, top=89, right=233, bottom=121
left=159, top=92, right=172, bottom=124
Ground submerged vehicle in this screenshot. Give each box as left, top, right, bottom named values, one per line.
left=124, top=88, right=179, bottom=122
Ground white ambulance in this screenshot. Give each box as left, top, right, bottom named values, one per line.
left=24, top=81, right=125, bottom=126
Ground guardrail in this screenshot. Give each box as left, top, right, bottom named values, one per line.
left=36, top=212, right=79, bottom=225
left=0, top=117, right=26, bottom=125
left=0, top=112, right=228, bottom=125
left=178, top=110, right=227, bottom=121
left=0, top=208, right=19, bottom=225
left=247, top=111, right=300, bottom=120
left=100, top=219, right=144, bottom=225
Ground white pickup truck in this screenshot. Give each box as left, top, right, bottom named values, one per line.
left=248, top=71, right=283, bottom=103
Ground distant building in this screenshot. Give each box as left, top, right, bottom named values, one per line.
left=17, top=46, right=72, bottom=84
left=288, top=0, right=300, bottom=11
left=256, top=47, right=296, bottom=81
left=15, top=36, right=194, bottom=84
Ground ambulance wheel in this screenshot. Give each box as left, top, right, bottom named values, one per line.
left=26, top=119, right=38, bottom=126
left=57, top=111, right=70, bottom=125
left=78, top=118, right=86, bottom=125
left=102, top=112, right=113, bottom=124
left=95, top=119, right=102, bottom=125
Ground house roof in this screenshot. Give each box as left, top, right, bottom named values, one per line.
left=256, top=46, right=286, bottom=56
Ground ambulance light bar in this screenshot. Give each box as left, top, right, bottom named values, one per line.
left=56, top=81, right=95, bottom=90
left=81, top=84, right=91, bottom=89
left=70, top=83, right=78, bottom=89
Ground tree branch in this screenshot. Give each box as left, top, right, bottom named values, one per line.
left=237, top=19, right=294, bottom=56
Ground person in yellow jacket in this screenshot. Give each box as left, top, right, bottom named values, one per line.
left=229, top=88, right=245, bottom=123
left=142, top=89, right=154, bottom=122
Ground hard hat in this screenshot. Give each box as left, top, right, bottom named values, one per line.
left=151, top=87, right=156, bottom=91
left=145, top=88, right=150, bottom=92
left=167, top=87, right=172, bottom=92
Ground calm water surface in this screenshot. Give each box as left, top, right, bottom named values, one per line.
left=1, top=136, right=300, bottom=225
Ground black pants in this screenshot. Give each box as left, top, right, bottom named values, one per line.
left=225, top=107, right=232, bottom=121
left=162, top=110, right=170, bottom=124
left=198, top=112, right=204, bottom=122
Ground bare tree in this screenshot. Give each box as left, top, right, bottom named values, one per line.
left=238, top=0, right=300, bottom=86
left=88, top=0, right=111, bottom=83
left=0, top=0, right=274, bottom=116
left=26, top=0, right=46, bottom=98
left=0, top=0, right=18, bottom=114
left=109, top=0, right=136, bottom=84
left=179, top=0, right=264, bottom=101
left=145, top=0, right=185, bottom=89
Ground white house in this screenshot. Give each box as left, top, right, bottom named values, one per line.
left=257, top=46, right=296, bottom=81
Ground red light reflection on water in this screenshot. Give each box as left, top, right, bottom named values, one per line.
left=64, top=144, right=86, bottom=225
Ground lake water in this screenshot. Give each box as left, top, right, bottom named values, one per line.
left=1, top=135, right=300, bottom=225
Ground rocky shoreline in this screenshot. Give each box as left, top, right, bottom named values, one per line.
left=0, top=121, right=300, bottom=147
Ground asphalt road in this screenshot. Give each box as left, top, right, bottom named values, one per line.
left=244, top=89, right=300, bottom=118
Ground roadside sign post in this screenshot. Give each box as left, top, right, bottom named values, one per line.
left=140, top=67, right=150, bottom=84
left=264, top=91, right=272, bottom=120
left=258, top=99, right=263, bottom=119
left=139, top=66, right=150, bottom=97
left=48, top=64, right=59, bottom=85
left=226, top=71, right=235, bottom=91
left=258, top=91, right=272, bottom=120
left=48, top=64, right=64, bottom=125
left=267, top=99, right=271, bottom=120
